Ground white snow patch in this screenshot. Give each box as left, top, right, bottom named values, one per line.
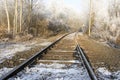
left=0, top=67, right=12, bottom=77
left=78, top=32, right=83, bottom=36
left=0, top=43, right=31, bottom=63
left=7, top=63, right=90, bottom=80
left=0, top=41, right=51, bottom=63
left=97, top=67, right=120, bottom=80
left=97, top=67, right=112, bottom=78
left=38, top=60, right=80, bottom=63
left=38, top=42, right=52, bottom=46
left=65, top=33, right=76, bottom=40
left=1, top=65, right=120, bottom=80
left=65, top=32, right=83, bottom=40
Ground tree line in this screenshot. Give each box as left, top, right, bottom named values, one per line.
left=87, top=0, right=120, bottom=46
left=0, top=0, right=82, bottom=39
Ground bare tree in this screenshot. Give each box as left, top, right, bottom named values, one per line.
left=27, top=0, right=33, bottom=33
left=20, top=0, right=23, bottom=32
left=4, top=0, right=11, bottom=33
left=15, top=0, right=18, bottom=34
left=88, top=0, right=92, bottom=36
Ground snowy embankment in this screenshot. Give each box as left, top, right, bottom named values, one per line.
left=0, top=41, right=52, bottom=63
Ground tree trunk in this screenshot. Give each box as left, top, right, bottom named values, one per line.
left=20, top=0, right=23, bottom=32
left=15, top=0, right=18, bottom=34
left=4, top=0, right=10, bottom=33
left=27, top=0, right=32, bottom=34
left=88, top=0, right=92, bottom=36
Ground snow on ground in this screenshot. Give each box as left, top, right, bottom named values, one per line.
left=77, top=32, right=83, bottom=36
left=65, top=33, right=76, bottom=40
left=38, top=42, right=52, bottom=46
left=0, top=41, right=52, bottom=63
left=65, top=32, right=83, bottom=40
left=96, top=67, right=120, bottom=80
left=0, top=64, right=120, bottom=80
left=0, top=63, right=90, bottom=80
left=0, top=67, right=12, bottom=77
left=0, top=42, right=31, bottom=63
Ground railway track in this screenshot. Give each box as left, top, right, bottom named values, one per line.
left=0, top=33, right=98, bottom=80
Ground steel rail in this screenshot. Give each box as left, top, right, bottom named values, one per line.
left=0, top=34, right=68, bottom=80
left=76, top=45, right=97, bottom=80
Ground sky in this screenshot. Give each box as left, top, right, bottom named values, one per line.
left=44, top=0, right=89, bottom=14
left=64, top=0, right=89, bottom=13
left=64, top=0, right=84, bottom=12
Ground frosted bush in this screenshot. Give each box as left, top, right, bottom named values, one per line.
left=91, top=0, right=120, bottom=46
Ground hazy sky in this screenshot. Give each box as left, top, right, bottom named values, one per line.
left=44, top=0, right=89, bottom=14
left=64, top=0, right=85, bottom=12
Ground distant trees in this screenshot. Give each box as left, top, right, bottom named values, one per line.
left=87, top=0, right=120, bottom=46
left=49, top=1, right=82, bottom=32
left=0, top=0, right=83, bottom=39
left=108, top=0, right=120, bottom=44
left=88, top=0, right=108, bottom=40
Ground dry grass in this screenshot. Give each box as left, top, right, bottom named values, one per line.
left=78, top=34, right=120, bottom=72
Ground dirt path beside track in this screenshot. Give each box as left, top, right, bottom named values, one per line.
left=77, top=34, right=120, bottom=72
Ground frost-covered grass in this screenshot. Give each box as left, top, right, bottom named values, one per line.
left=0, top=41, right=52, bottom=63
left=89, top=0, right=120, bottom=46
left=0, top=43, right=31, bottom=63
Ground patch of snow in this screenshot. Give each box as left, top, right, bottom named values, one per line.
left=78, top=32, right=83, bottom=36
left=0, top=43, right=31, bottom=63
left=97, top=67, right=120, bottom=80
left=0, top=41, right=51, bottom=63
left=97, top=67, right=112, bottom=78
left=1, top=65, right=120, bottom=80
left=65, top=32, right=83, bottom=40
left=113, top=71, right=120, bottom=80
left=38, top=42, right=52, bottom=46
left=7, top=63, right=90, bottom=80
left=38, top=60, right=80, bottom=63
left=43, top=63, right=66, bottom=69
left=0, top=67, right=12, bottom=78
left=65, top=33, right=76, bottom=40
